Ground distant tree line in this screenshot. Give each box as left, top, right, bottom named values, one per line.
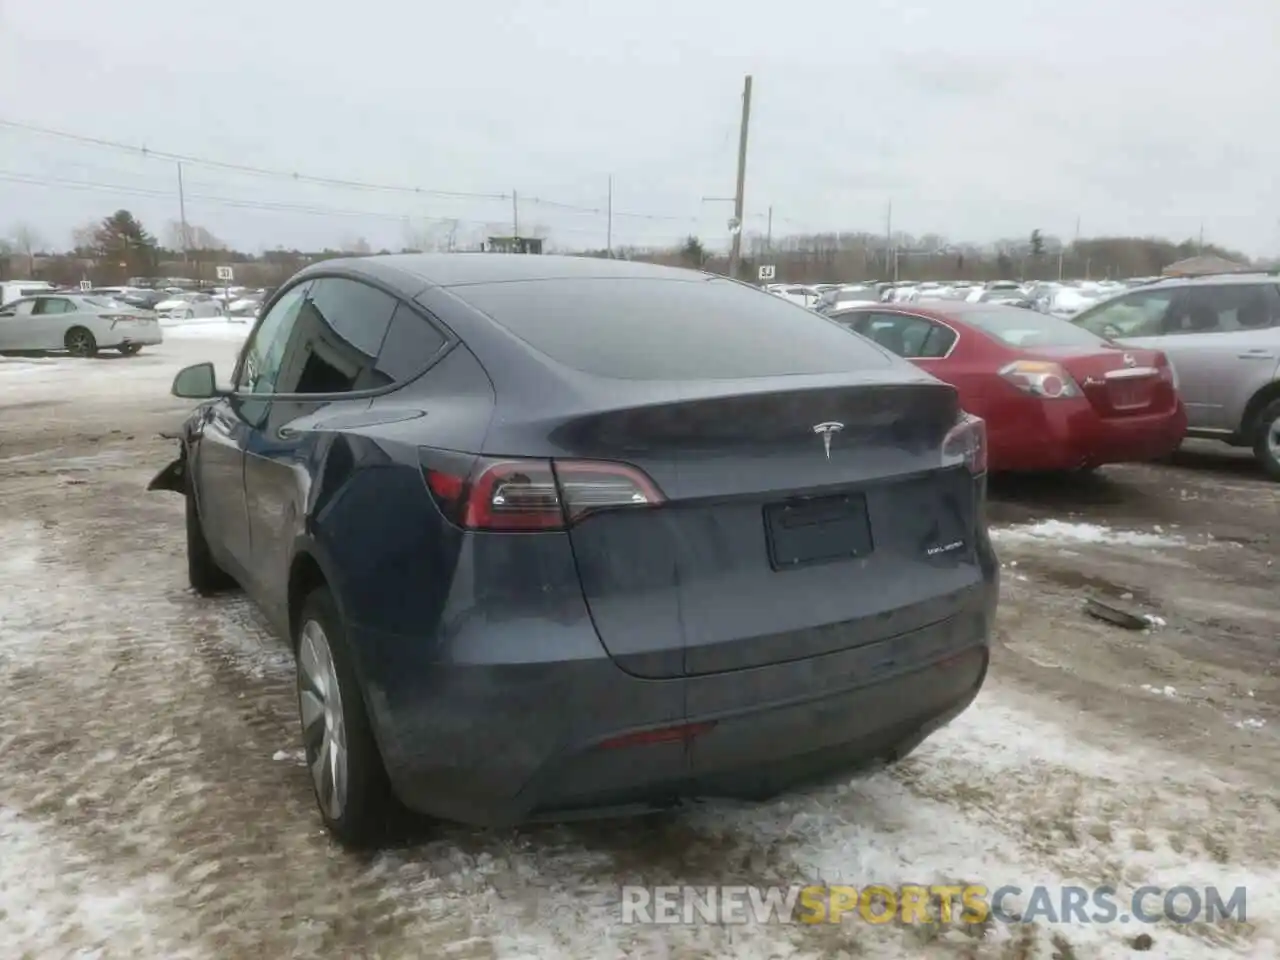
left=0, top=210, right=1266, bottom=288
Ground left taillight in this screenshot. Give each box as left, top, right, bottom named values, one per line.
left=943, top=413, right=987, bottom=476
left=423, top=454, right=664, bottom=532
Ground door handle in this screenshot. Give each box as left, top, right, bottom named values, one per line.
left=1237, top=349, right=1276, bottom=359
left=277, top=427, right=299, bottom=439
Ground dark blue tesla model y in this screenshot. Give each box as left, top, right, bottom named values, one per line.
left=150, top=254, right=997, bottom=846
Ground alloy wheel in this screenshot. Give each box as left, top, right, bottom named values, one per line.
left=1267, top=414, right=1280, bottom=463
left=67, top=331, right=92, bottom=356
left=297, top=619, right=348, bottom=821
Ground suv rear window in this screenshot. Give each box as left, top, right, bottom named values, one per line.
left=456, top=278, right=894, bottom=379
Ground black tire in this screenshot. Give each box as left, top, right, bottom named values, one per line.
left=186, top=485, right=237, bottom=594
left=119, top=344, right=142, bottom=356
left=296, top=587, right=394, bottom=847
left=1252, top=398, right=1280, bottom=481
left=65, top=327, right=97, bottom=357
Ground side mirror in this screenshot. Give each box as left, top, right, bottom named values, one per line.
left=172, top=362, right=220, bottom=399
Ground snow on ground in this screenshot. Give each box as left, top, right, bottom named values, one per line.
left=2, top=332, right=1278, bottom=958
left=159, top=317, right=252, bottom=341
left=991, top=520, right=1185, bottom=548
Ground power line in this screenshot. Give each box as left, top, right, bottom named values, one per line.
left=0, top=117, right=505, bottom=201
left=0, top=117, right=700, bottom=224
left=0, top=169, right=694, bottom=243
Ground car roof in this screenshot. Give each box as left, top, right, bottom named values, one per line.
left=292, top=253, right=711, bottom=292
left=1139, top=272, right=1279, bottom=288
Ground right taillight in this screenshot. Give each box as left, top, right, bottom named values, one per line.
left=423, top=455, right=664, bottom=531
left=943, top=414, right=988, bottom=476
left=999, top=360, right=1081, bottom=399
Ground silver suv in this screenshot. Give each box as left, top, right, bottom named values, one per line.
left=1072, top=274, right=1280, bottom=479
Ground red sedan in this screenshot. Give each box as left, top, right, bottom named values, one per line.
left=829, top=301, right=1187, bottom=472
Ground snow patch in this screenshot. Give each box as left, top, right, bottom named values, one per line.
left=0, top=807, right=208, bottom=958
left=1141, top=683, right=1179, bottom=698
left=992, top=520, right=1186, bottom=548
left=159, top=319, right=251, bottom=342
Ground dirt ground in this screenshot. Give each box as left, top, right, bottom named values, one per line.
left=1, top=333, right=1277, bottom=959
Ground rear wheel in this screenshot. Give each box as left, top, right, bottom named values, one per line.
left=119, top=344, right=142, bottom=356
left=65, top=327, right=97, bottom=357
left=296, top=587, right=394, bottom=847
left=1252, top=399, right=1280, bottom=481
left=186, top=484, right=237, bottom=594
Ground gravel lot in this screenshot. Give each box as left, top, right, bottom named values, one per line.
left=2, top=328, right=1277, bottom=959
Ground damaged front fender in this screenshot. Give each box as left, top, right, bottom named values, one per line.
left=148, top=448, right=186, bottom=493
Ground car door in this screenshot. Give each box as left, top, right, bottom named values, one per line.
left=1121, top=285, right=1247, bottom=432
left=31, top=296, right=78, bottom=351
left=193, top=282, right=313, bottom=582
left=1166, top=284, right=1280, bottom=434
left=0, top=297, right=37, bottom=349
left=241, top=276, right=399, bottom=607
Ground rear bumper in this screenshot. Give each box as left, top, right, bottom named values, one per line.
left=104, top=325, right=163, bottom=347
left=353, top=574, right=996, bottom=827
left=989, top=398, right=1186, bottom=472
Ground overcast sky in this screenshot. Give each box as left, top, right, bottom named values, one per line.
left=2, top=0, right=1278, bottom=256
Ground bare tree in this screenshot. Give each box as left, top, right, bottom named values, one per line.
left=11, top=222, right=44, bottom=275
left=164, top=220, right=226, bottom=252
left=70, top=220, right=99, bottom=254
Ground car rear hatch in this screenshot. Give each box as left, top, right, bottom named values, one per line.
left=1032, top=346, right=1177, bottom=417
left=560, top=380, right=986, bottom=678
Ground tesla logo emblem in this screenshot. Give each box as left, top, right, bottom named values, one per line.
left=812, top=421, right=845, bottom=459
left=1122, top=352, right=1137, bottom=368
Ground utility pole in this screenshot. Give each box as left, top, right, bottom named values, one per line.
left=1198, top=220, right=1205, bottom=253
left=606, top=175, right=613, bottom=258
left=512, top=190, right=519, bottom=240
left=885, top=200, right=893, bottom=276
left=176, top=161, right=189, bottom=266
left=727, top=74, right=753, bottom=281
left=766, top=205, right=773, bottom=251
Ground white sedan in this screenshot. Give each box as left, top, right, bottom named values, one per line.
left=0, top=294, right=163, bottom=356
left=154, top=293, right=225, bottom=321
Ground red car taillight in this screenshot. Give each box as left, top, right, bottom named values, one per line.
left=998, top=360, right=1081, bottom=399
left=943, top=414, right=988, bottom=476
left=424, top=456, right=664, bottom=531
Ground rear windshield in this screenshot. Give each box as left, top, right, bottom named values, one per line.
left=84, top=297, right=125, bottom=308
left=456, top=277, right=895, bottom=379
left=958, top=306, right=1108, bottom=348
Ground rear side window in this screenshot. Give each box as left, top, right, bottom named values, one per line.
left=374, top=303, right=448, bottom=381
left=455, top=278, right=894, bottom=379
left=857, top=312, right=957, bottom=359
left=1169, top=284, right=1280, bottom=332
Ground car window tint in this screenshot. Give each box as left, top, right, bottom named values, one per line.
left=375, top=303, right=448, bottom=382
left=237, top=283, right=311, bottom=393
left=306, top=278, right=397, bottom=357
left=455, top=278, right=894, bottom=379
left=919, top=321, right=958, bottom=358
left=1075, top=289, right=1177, bottom=337
left=34, top=298, right=73, bottom=316
left=1171, top=284, right=1275, bottom=333
left=274, top=278, right=397, bottom=394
